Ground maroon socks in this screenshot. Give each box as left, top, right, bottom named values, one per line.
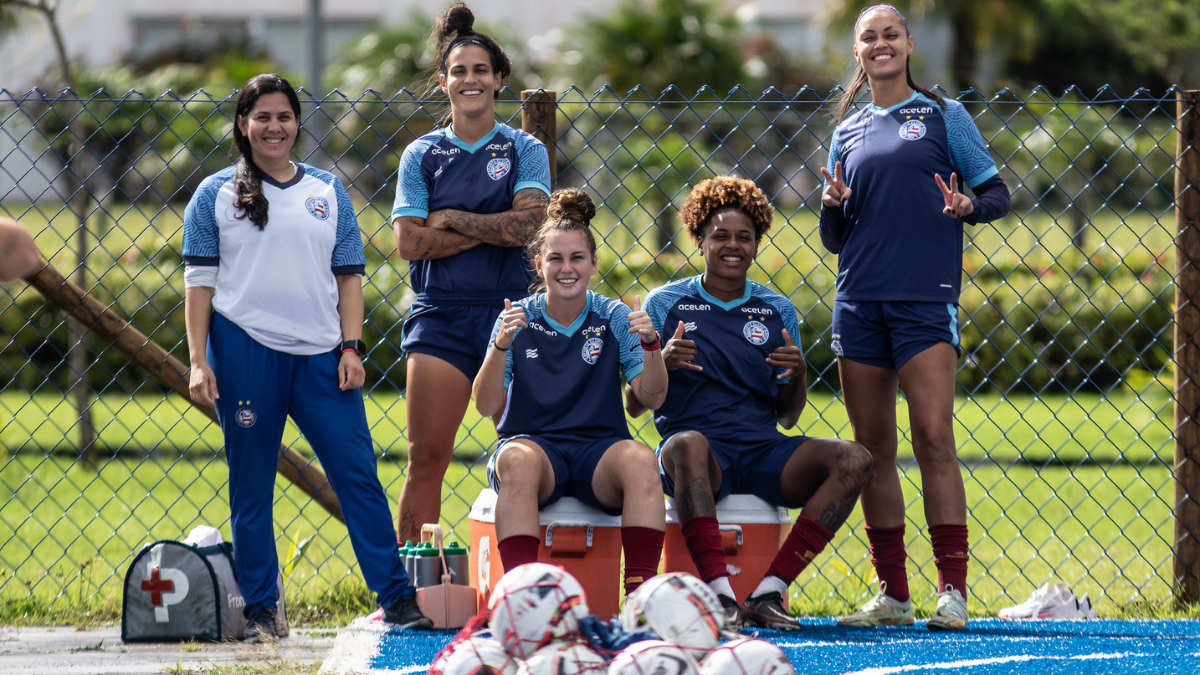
left=765, top=515, right=834, bottom=583
left=930, top=523, right=970, bottom=598
left=681, top=515, right=727, bottom=583
left=866, top=525, right=911, bottom=603
left=622, top=526, right=665, bottom=594
left=497, top=535, right=540, bottom=572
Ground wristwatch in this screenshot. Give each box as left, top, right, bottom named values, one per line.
left=340, top=339, right=367, bottom=358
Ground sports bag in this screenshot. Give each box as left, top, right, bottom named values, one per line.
left=121, top=539, right=287, bottom=642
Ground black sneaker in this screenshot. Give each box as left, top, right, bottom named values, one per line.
left=742, top=592, right=800, bottom=630
left=243, top=607, right=279, bottom=642
left=718, top=594, right=742, bottom=630
left=382, top=596, right=434, bottom=630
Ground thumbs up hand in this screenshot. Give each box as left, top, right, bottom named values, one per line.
left=766, top=329, right=802, bottom=380
left=663, top=320, right=702, bottom=372
left=493, top=298, right=527, bottom=351
left=626, top=295, right=658, bottom=345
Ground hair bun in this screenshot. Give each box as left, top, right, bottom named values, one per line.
left=547, top=188, right=596, bottom=224
left=438, top=3, right=476, bottom=39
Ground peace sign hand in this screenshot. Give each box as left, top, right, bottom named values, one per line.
left=935, top=172, right=974, bottom=219
left=820, top=161, right=852, bottom=208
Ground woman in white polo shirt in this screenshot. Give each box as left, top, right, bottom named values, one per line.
left=182, top=74, right=430, bottom=641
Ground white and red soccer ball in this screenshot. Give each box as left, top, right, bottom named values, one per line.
left=619, top=572, right=724, bottom=659
left=489, top=562, right=591, bottom=659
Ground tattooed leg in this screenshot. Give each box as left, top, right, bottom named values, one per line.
left=659, top=431, right=722, bottom=520
left=780, top=438, right=873, bottom=534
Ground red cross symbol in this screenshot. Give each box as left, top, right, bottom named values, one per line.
left=141, top=566, right=174, bottom=606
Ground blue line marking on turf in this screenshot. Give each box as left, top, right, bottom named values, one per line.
left=348, top=619, right=1200, bottom=675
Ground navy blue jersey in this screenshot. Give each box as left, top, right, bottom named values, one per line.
left=392, top=122, right=551, bottom=300
left=644, top=276, right=802, bottom=438
left=491, top=291, right=643, bottom=440
left=826, top=92, right=998, bottom=303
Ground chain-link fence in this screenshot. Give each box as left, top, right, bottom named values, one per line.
left=0, top=86, right=1190, bottom=614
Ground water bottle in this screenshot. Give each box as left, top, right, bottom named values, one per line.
left=443, top=541, right=469, bottom=586
left=402, top=540, right=418, bottom=583
left=414, top=541, right=443, bottom=588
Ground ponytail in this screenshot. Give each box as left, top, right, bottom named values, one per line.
left=230, top=73, right=301, bottom=230
left=425, top=2, right=512, bottom=126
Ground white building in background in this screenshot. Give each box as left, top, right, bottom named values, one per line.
left=0, top=0, right=830, bottom=91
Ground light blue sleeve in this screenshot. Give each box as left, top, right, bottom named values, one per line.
left=606, top=300, right=644, bottom=383
left=331, top=177, right=366, bottom=273
left=943, top=99, right=999, bottom=189
left=643, top=288, right=671, bottom=337
left=391, top=137, right=434, bottom=220
left=487, top=310, right=515, bottom=389
left=514, top=131, right=551, bottom=197
left=182, top=170, right=228, bottom=288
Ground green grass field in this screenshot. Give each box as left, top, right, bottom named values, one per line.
left=0, top=389, right=1180, bottom=625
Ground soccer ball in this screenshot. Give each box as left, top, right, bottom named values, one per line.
left=517, top=641, right=607, bottom=674
left=619, top=572, right=723, bottom=659
left=489, top=562, right=590, bottom=658
left=431, top=637, right=523, bottom=675
left=606, top=640, right=700, bottom=675
left=699, top=638, right=796, bottom=675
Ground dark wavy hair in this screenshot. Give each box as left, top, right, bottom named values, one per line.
left=832, top=4, right=945, bottom=125
left=425, top=3, right=512, bottom=125
left=232, top=74, right=302, bottom=230
left=528, top=189, right=598, bottom=293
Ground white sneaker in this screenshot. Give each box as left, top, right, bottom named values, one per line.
left=1075, top=594, right=1099, bottom=620
left=998, top=581, right=1073, bottom=619
left=927, top=585, right=968, bottom=631
left=837, top=584, right=915, bottom=627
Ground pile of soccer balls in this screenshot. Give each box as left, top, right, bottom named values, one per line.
left=429, top=562, right=797, bottom=675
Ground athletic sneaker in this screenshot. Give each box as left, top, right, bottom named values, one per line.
left=998, top=581, right=1073, bottom=619
left=381, top=596, right=434, bottom=630
left=718, top=594, right=742, bottom=630
left=927, top=585, right=968, bottom=631
left=837, top=587, right=915, bottom=627
left=244, top=607, right=279, bottom=642
left=742, top=592, right=800, bottom=630
left=1076, top=594, right=1099, bottom=620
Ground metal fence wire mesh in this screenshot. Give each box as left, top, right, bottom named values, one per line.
left=0, top=86, right=1184, bottom=612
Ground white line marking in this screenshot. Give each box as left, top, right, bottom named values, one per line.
left=839, top=652, right=1140, bottom=675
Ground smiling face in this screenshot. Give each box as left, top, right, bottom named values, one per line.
left=236, top=92, right=298, bottom=168
left=439, top=44, right=502, bottom=118
left=853, top=8, right=913, bottom=82
left=698, top=208, right=758, bottom=283
left=536, top=229, right=597, bottom=302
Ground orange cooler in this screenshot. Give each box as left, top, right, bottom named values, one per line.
left=468, top=489, right=624, bottom=620
left=663, top=494, right=791, bottom=603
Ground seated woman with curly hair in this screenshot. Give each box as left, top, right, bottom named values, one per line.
left=629, top=176, right=873, bottom=630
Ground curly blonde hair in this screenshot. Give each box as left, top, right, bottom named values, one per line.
left=680, top=176, right=775, bottom=243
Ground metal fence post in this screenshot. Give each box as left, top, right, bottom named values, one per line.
left=521, top=90, right=557, bottom=185
left=1175, top=88, right=1200, bottom=605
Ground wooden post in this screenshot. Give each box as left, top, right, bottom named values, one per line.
left=1175, top=89, right=1200, bottom=605
left=521, top=90, right=557, bottom=185
left=22, top=263, right=345, bottom=522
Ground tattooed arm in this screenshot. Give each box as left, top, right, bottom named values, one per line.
left=423, top=188, right=548, bottom=247
left=393, top=215, right=481, bottom=261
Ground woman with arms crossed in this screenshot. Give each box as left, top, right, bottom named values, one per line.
left=184, top=74, right=431, bottom=640
left=392, top=3, right=551, bottom=543
left=473, top=189, right=668, bottom=594
left=634, top=177, right=872, bottom=630
left=820, top=5, right=1011, bottom=631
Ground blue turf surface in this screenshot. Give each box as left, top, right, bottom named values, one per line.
left=360, top=619, right=1200, bottom=674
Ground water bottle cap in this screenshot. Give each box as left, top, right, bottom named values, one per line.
left=416, top=542, right=440, bottom=556
left=444, top=541, right=466, bottom=554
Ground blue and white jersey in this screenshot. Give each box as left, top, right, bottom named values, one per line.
left=182, top=163, right=365, bottom=356
left=491, top=291, right=643, bottom=440
left=392, top=122, right=551, bottom=301
left=826, top=91, right=999, bottom=303
left=645, top=276, right=802, bottom=438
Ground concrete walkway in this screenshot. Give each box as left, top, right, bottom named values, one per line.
left=0, top=626, right=338, bottom=674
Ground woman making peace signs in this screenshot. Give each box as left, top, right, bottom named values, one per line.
left=819, top=4, right=1011, bottom=631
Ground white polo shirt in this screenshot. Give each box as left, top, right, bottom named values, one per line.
left=182, top=163, right=366, bottom=355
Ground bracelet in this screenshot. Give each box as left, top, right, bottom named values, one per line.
left=641, top=332, right=661, bottom=351
left=493, top=340, right=509, bottom=352
left=341, top=348, right=357, bottom=355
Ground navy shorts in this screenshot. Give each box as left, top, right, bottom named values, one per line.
left=831, top=300, right=962, bottom=370
left=657, top=430, right=808, bottom=508
left=487, top=433, right=631, bottom=516
left=402, top=297, right=514, bottom=380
